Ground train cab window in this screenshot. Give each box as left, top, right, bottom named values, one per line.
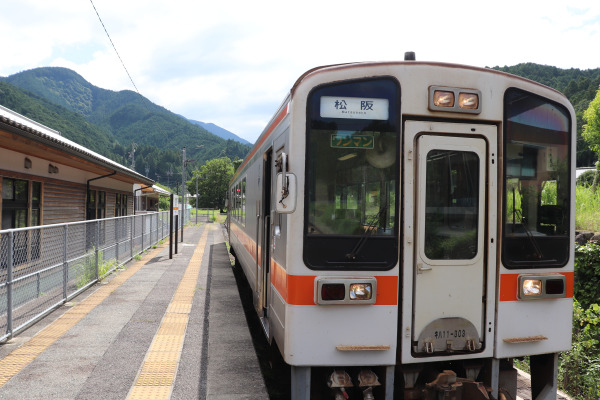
left=304, top=78, right=399, bottom=270
left=502, top=89, right=571, bottom=268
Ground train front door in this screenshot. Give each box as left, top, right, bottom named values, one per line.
left=408, top=122, right=497, bottom=358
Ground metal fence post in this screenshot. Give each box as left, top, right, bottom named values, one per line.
left=63, top=225, right=68, bottom=300
left=6, top=231, right=14, bottom=337
left=130, top=215, right=134, bottom=260
left=115, top=218, right=120, bottom=263
left=141, top=215, right=145, bottom=252
left=95, top=220, right=100, bottom=281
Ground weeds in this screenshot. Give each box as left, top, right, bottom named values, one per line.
left=76, top=248, right=117, bottom=288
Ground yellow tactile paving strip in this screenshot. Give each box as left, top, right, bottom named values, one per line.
left=0, top=244, right=166, bottom=387
left=127, top=224, right=212, bottom=400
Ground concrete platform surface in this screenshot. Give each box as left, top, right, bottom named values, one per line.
left=0, top=223, right=268, bottom=400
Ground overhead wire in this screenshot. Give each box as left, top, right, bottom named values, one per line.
left=88, top=0, right=144, bottom=103
left=88, top=0, right=174, bottom=176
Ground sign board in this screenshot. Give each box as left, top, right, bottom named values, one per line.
left=320, top=96, right=389, bottom=120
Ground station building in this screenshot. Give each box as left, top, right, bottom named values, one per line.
left=0, top=104, right=155, bottom=230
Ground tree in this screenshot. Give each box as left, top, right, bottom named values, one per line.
left=582, top=84, right=600, bottom=190
left=187, top=157, right=234, bottom=211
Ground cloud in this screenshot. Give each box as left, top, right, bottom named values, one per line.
left=2, top=0, right=600, bottom=143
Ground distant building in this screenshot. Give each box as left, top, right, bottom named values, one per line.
left=134, top=184, right=170, bottom=213
left=0, top=104, right=154, bottom=229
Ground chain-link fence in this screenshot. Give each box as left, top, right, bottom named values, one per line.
left=0, top=211, right=176, bottom=342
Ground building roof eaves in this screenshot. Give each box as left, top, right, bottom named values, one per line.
left=0, top=105, right=153, bottom=186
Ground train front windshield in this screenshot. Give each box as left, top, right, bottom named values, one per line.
left=502, top=89, right=572, bottom=268
left=304, top=78, right=399, bottom=270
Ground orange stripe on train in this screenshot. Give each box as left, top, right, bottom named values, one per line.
left=271, top=260, right=398, bottom=306
left=499, top=272, right=574, bottom=302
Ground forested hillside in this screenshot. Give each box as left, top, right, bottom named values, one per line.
left=0, top=67, right=251, bottom=184
left=0, top=80, right=123, bottom=161
left=492, top=63, right=600, bottom=167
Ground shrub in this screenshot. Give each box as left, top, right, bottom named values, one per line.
left=577, top=169, right=597, bottom=187
left=574, top=243, right=600, bottom=309
left=559, top=300, right=600, bottom=399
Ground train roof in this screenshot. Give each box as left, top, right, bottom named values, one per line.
left=291, top=60, right=565, bottom=98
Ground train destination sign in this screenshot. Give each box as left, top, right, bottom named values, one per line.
left=320, top=96, right=389, bottom=120
left=330, top=134, right=374, bottom=149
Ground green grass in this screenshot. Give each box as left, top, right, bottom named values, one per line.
left=576, top=185, right=600, bottom=232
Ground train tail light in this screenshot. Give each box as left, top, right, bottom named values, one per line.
left=321, top=283, right=345, bottom=301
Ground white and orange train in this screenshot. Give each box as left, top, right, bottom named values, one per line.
left=227, top=54, right=574, bottom=400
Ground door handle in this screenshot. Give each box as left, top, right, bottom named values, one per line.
left=417, top=263, right=432, bottom=274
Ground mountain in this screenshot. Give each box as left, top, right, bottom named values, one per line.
left=0, top=67, right=251, bottom=183
left=0, top=79, right=124, bottom=162
left=187, top=119, right=251, bottom=146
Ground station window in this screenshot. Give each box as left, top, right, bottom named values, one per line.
left=1, top=177, right=42, bottom=266
left=115, top=193, right=128, bottom=217
left=86, top=189, right=106, bottom=220
left=2, top=178, right=42, bottom=229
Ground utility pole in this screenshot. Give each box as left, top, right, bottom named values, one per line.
left=181, top=146, right=186, bottom=241
left=166, top=165, right=173, bottom=187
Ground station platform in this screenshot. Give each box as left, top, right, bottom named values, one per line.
left=0, top=223, right=269, bottom=400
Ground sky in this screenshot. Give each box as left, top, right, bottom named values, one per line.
left=1, top=0, right=600, bottom=144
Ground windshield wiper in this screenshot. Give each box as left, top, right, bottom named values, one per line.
left=514, top=209, right=544, bottom=260
left=345, top=207, right=386, bottom=261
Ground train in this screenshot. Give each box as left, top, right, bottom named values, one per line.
left=227, top=53, right=575, bottom=400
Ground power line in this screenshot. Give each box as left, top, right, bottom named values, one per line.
left=88, top=0, right=144, bottom=101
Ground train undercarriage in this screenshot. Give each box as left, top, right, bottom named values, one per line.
left=287, top=353, right=560, bottom=400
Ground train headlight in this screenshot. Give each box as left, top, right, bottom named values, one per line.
left=429, top=86, right=481, bottom=114
left=316, top=278, right=377, bottom=305
left=433, top=90, right=455, bottom=107
left=349, top=283, right=372, bottom=300
left=522, top=279, right=542, bottom=296
left=517, top=275, right=567, bottom=300
left=458, top=92, right=479, bottom=110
